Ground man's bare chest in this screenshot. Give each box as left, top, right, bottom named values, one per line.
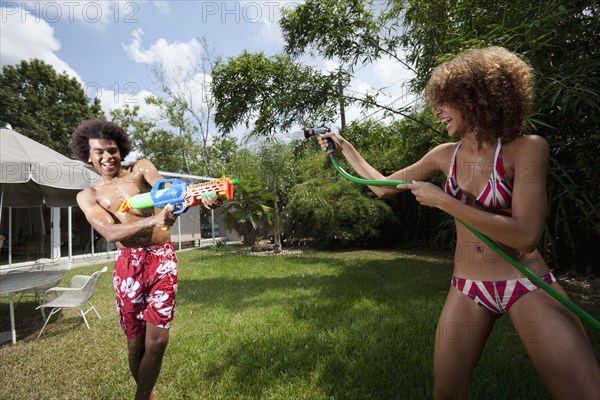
left=95, top=181, right=148, bottom=214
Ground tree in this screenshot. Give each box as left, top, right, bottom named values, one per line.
left=256, top=140, right=296, bottom=253
left=111, top=100, right=240, bottom=177
left=209, top=1, right=447, bottom=250
left=279, top=0, right=431, bottom=126
left=285, top=151, right=398, bottom=248
left=111, top=104, right=207, bottom=175
left=212, top=51, right=338, bottom=136
left=219, top=149, right=274, bottom=246
left=209, top=132, right=240, bottom=176
left=220, top=181, right=273, bottom=246
left=281, top=0, right=411, bottom=70
left=0, top=59, right=103, bottom=155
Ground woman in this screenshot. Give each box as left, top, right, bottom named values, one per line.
left=318, top=46, right=599, bottom=399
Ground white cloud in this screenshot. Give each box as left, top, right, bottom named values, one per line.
left=258, top=18, right=284, bottom=45
left=122, top=28, right=204, bottom=78
left=98, top=88, right=162, bottom=122
left=372, top=54, right=414, bottom=98
left=121, top=29, right=214, bottom=133
left=373, top=57, right=403, bottom=85
left=0, top=5, right=82, bottom=81
left=286, top=53, right=416, bottom=126
left=253, top=0, right=291, bottom=45
left=341, top=52, right=417, bottom=124
left=342, top=78, right=377, bottom=124
left=323, top=60, right=341, bottom=74
left=229, top=0, right=294, bottom=46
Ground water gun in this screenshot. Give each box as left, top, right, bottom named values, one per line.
left=119, top=176, right=239, bottom=215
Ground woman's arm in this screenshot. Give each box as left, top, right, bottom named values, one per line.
left=401, top=136, right=549, bottom=253
left=317, top=132, right=450, bottom=198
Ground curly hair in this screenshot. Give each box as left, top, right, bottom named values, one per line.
left=70, top=119, right=132, bottom=162
left=424, top=46, right=534, bottom=142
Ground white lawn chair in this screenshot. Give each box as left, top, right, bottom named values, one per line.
left=36, top=266, right=108, bottom=339
left=13, top=259, right=68, bottom=306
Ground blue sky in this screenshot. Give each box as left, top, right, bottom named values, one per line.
left=1, top=1, right=414, bottom=139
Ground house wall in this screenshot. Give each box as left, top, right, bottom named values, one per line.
left=0, top=204, right=231, bottom=266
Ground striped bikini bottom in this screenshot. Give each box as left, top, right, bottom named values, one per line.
left=451, top=272, right=556, bottom=315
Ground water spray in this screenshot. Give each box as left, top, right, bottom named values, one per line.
left=305, top=128, right=600, bottom=331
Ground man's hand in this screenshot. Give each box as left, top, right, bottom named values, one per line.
left=202, top=195, right=224, bottom=210
left=154, top=205, right=177, bottom=229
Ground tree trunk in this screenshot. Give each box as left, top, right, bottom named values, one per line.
left=272, top=175, right=281, bottom=253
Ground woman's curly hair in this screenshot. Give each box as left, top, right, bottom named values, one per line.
left=70, top=119, right=132, bottom=162
left=424, top=46, right=534, bottom=142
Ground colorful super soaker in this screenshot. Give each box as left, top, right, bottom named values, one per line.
left=119, top=176, right=239, bottom=215
left=305, top=127, right=600, bottom=332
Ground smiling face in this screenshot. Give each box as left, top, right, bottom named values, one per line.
left=435, top=104, right=469, bottom=138
left=88, top=138, right=122, bottom=178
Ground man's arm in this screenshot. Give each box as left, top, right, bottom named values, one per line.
left=77, top=188, right=175, bottom=244
left=136, top=159, right=165, bottom=188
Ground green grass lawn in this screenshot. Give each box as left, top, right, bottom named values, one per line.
left=1, top=248, right=599, bottom=399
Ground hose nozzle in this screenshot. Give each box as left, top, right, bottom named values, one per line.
left=303, top=128, right=329, bottom=139
left=303, top=128, right=335, bottom=154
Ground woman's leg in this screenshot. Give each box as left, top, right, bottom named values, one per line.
left=509, top=282, right=600, bottom=399
left=433, top=286, right=496, bottom=400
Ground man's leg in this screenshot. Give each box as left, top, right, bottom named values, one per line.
left=127, top=337, right=145, bottom=382
left=134, top=324, right=170, bottom=400
left=132, top=242, right=177, bottom=399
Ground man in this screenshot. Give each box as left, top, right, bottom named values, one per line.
left=70, top=119, right=223, bottom=400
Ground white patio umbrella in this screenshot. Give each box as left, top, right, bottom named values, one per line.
left=1, top=127, right=101, bottom=266
left=0, top=127, right=100, bottom=209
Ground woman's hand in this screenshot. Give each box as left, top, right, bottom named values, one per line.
left=397, top=181, right=446, bottom=209
left=316, top=132, right=347, bottom=153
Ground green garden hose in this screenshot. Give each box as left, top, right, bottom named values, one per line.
left=328, top=147, right=600, bottom=331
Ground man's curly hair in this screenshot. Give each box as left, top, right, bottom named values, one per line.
left=70, top=119, right=132, bottom=163
left=424, top=46, right=534, bottom=142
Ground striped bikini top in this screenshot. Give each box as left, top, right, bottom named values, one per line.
left=445, top=138, right=513, bottom=209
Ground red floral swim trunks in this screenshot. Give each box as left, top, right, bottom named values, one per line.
left=113, top=242, right=178, bottom=339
